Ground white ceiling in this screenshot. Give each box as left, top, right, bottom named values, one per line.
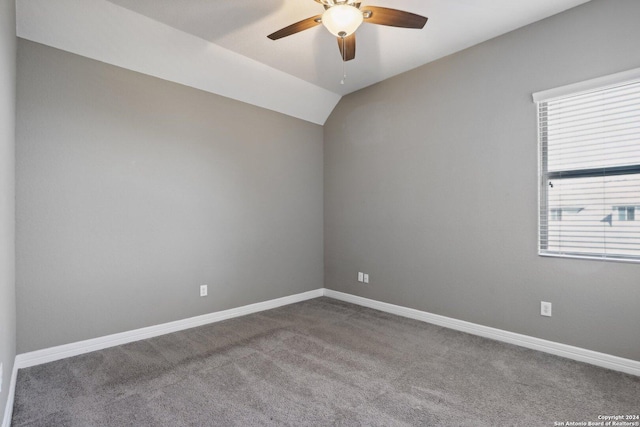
left=17, top=0, right=591, bottom=124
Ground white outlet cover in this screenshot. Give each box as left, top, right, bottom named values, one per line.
left=364, top=274, right=369, bottom=284
left=200, top=285, right=208, bottom=297
left=541, top=301, right=552, bottom=317
left=358, top=272, right=364, bottom=282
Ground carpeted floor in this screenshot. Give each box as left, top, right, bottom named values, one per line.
left=11, top=297, right=640, bottom=426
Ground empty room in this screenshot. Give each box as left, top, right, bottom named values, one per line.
left=1, top=0, right=639, bottom=425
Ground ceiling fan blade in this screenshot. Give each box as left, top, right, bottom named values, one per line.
left=267, top=15, right=322, bottom=40
left=362, top=6, right=427, bottom=29
left=337, top=33, right=356, bottom=61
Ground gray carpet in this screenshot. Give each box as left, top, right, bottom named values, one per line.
left=11, top=297, right=640, bottom=426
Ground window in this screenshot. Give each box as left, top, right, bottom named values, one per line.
left=615, top=206, right=636, bottom=221
left=549, top=207, right=583, bottom=221
left=550, top=208, right=562, bottom=221
left=534, top=69, right=640, bottom=262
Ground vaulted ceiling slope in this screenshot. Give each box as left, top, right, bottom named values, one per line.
left=17, top=0, right=591, bottom=124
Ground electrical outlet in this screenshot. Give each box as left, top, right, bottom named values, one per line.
left=541, top=301, right=552, bottom=317
left=363, top=273, right=369, bottom=284
left=358, top=272, right=364, bottom=282
left=200, top=285, right=208, bottom=297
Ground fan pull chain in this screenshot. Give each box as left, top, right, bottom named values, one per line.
left=340, top=35, right=346, bottom=85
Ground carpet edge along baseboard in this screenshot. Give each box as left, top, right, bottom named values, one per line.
left=13, top=288, right=640, bottom=375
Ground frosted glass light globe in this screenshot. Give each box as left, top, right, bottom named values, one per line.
left=322, top=5, right=363, bottom=37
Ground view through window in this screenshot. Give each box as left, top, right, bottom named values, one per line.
left=536, top=75, right=640, bottom=262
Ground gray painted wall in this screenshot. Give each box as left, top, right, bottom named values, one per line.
left=16, top=40, right=324, bottom=353
left=0, top=0, right=16, bottom=420
left=324, top=0, right=640, bottom=361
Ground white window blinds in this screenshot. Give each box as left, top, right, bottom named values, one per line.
left=536, top=75, right=640, bottom=262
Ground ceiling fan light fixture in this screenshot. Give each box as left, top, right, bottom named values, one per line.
left=322, top=5, right=363, bottom=38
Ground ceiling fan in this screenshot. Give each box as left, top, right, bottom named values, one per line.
left=267, top=0, right=428, bottom=62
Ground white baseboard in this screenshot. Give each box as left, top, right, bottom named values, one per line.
left=323, top=289, right=640, bottom=377
left=14, top=288, right=323, bottom=370
left=12, top=288, right=640, bottom=377
left=1, top=363, right=18, bottom=427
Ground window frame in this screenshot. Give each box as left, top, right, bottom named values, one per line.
left=615, top=206, right=636, bottom=221
left=534, top=68, right=640, bottom=263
